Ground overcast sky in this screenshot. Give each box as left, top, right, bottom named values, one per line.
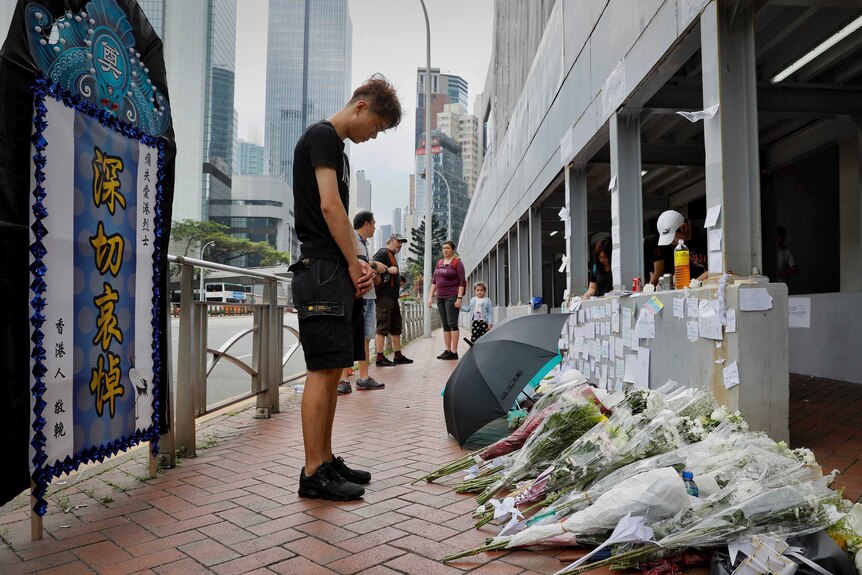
left=235, top=0, right=494, bottom=227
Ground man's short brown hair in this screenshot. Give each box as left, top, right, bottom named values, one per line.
left=350, top=73, right=402, bottom=130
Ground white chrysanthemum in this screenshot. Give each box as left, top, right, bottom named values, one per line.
left=710, top=407, right=727, bottom=422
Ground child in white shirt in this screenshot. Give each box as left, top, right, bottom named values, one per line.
left=460, top=282, right=494, bottom=342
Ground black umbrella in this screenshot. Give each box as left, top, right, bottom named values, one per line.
left=443, top=313, right=571, bottom=445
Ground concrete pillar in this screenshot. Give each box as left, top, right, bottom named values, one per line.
left=489, top=248, right=498, bottom=303
left=839, top=131, right=862, bottom=292
left=498, top=243, right=508, bottom=306
left=609, top=112, right=644, bottom=290
left=529, top=206, right=543, bottom=299
left=518, top=218, right=530, bottom=302
left=701, top=1, right=762, bottom=276
left=565, top=165, right=589, bottom=296
left=508, top=228, right=520, bottom=305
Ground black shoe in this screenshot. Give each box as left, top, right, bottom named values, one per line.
left=331, top=455, right=372, bottom=484
left=298, top=462, right=364, bottom=501
left=356, top=377, right=385, bottom=390
left=376, top=357, right=396, bottom=367
left=393, top=354, right=413, bottom=364
left=446, top=352, right=459, bottom=360
left=436, top=350, right=451, bottom=359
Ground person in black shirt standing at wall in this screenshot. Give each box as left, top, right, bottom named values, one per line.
left=583, top=238, right=613, bottom=298
left=289, top=75, right=402, bottom=501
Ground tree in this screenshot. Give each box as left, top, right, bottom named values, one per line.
left=407, top=214, right=447, bottom=272
left=170, top=219, right=291, bottom=273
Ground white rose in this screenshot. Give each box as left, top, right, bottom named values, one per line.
left=710, top=408, right=726, bottom=422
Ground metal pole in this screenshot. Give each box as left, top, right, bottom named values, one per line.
left=420, top=0, right=433, bottom=338
left=199, top=241, right=215, bottom=302
left=176, top=262, right=197, bottom=457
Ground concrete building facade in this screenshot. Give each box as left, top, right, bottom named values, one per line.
left=458, top=0, right=862, bottom=437
left=356, top=169, right=371, bottom=211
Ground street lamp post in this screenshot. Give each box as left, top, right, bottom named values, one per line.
left=420, top=168, right=452, bottom=241
left=420, top=0, right=433, bottom=338
left=199, top=241, right=215, bottom=302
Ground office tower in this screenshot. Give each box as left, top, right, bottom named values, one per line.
left=236, top=140, right=265, bottom=176
left=393, top=207, right=403, bottom=236
left=357, top=169, right=371, bottom=211
left=203, top=0, right=237, bottom=221
left=437, top=103, right=480, bottom=197
left=138, top=0, right=236, bottom=224
left=414, top=68, right=468, bottom=225
left=377, top=224, right=393, bottom=253
left=265, top=0, right=352, bottom=184
left=224, top=175, right=294, bottom=267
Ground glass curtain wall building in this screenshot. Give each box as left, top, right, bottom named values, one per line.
left=203, top=0, right=237, bottom=222
left=265, top=0, right=352, bottom=185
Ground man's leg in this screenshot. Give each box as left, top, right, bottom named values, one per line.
left=358, top=339, right=370, bottom=379
left=302, top=368, right=340, bottom=475
left=323, top=375, right=339, bottom=460
left=392, top=334, right=401, bottom=352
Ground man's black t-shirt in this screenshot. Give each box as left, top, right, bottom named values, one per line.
left=293, top=120, right=350, bottom=261
left=372, top=247, right=400, bottom=299
left=653, top=226, right=709, bottom=280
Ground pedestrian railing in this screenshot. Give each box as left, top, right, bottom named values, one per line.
left=162, top=259, right=437, bottom=467
left=164, top=255, right=300, bottom=463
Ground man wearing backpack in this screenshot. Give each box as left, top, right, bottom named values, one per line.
left=372, top=234, right=414, bottom=366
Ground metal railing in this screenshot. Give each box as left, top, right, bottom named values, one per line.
left=163, top=256, right=437, bottom=465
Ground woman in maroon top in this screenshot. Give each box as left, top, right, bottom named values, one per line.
left=427, top=241, right=467, bottom=360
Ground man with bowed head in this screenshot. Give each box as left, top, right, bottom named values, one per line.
left=289, top=74, right=402, bottom=501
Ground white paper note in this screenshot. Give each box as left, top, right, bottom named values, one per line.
left=723, top=361, right=740, bottom=389
left=704, top=204, right=721, bottom=228
left=709, top=252, right=723, bottom=274
left=677, top=104, right=719, bottom=123
left=622, top=307, right=632, bottom=342
left=616, top=358, right=625, bottom=380
left=602, top=340, right=610, bottom=359
left=739, top=288, right=773, bottom=311
left=608, top=175, right=618, bottom=191
left=673, top=298, right=685, bottom=319
left=708, top=228, right=723, bottom=252
left=635, top=347, right=650, bottom=390
left=697, top=300, right=723, bottom=341
left=788, top=297, right=811, bottom=329
left=725, top=309, right=737, bottom=333
left=687, top=297, right=699, bottom=318
left=634, top=308, right=656, bottom=339
left=686, top=320, right=699, bottom=342
left=623, top=353, right=637, bottom=384
left=615, top=337, right=625, bottom=358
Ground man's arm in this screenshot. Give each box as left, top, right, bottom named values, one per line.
left=315, top=166, right=372, bottom=296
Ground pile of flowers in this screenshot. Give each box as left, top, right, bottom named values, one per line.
left=427, top=371, right=862, bottom=574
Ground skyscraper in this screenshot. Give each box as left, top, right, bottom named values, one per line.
left=137, top=0, right=236, bottom=225
left=203, top=0, right=237, bottom=222
left=356, top=170, right=371, bottom=211
left=235, top=141, right=265, bottom=176
left=265, top=0, right=352, bottom=184
left=438, top=103, right=480, bottom=197
left=414, top=68, right=469, bottom=226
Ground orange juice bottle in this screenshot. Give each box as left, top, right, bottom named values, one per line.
left=674, top=239, right=690, bottom=289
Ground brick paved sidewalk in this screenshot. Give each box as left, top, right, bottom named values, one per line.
left=1, top=333, right=861, bottom=575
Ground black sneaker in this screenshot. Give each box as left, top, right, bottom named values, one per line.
left=445, top=352, right=459, bottom=360
left=436, top=350, right=451, bottom=359
left=356, top=377, right=385, bottom=390
left=298, top=462, right=364, bottom=501
left=393, top=354, right=413, bottom=364
left=337, top=380, right=352, bottom=395
left=331, top=456, right=372, bottom=484
left=376, top=357, right=396, bottom=367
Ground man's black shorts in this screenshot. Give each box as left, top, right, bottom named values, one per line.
left=375, top=296, right=403, bottom=336
left=290, top=257, right=364, bottom=371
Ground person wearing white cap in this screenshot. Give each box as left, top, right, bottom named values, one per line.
left=650, top=210, right=708, bottom=286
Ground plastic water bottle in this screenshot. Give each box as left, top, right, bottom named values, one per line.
left=674, top=239, right=690, bottom=290
left=682, top=471, right=699, bottom=497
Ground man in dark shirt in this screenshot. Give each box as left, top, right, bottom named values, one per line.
left=289, top=74, right=402, bottom=501
left=372, top=234, right=413, bottom=367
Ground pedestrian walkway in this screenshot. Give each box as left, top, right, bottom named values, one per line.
left=1, top=333, right=860, bottom=574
